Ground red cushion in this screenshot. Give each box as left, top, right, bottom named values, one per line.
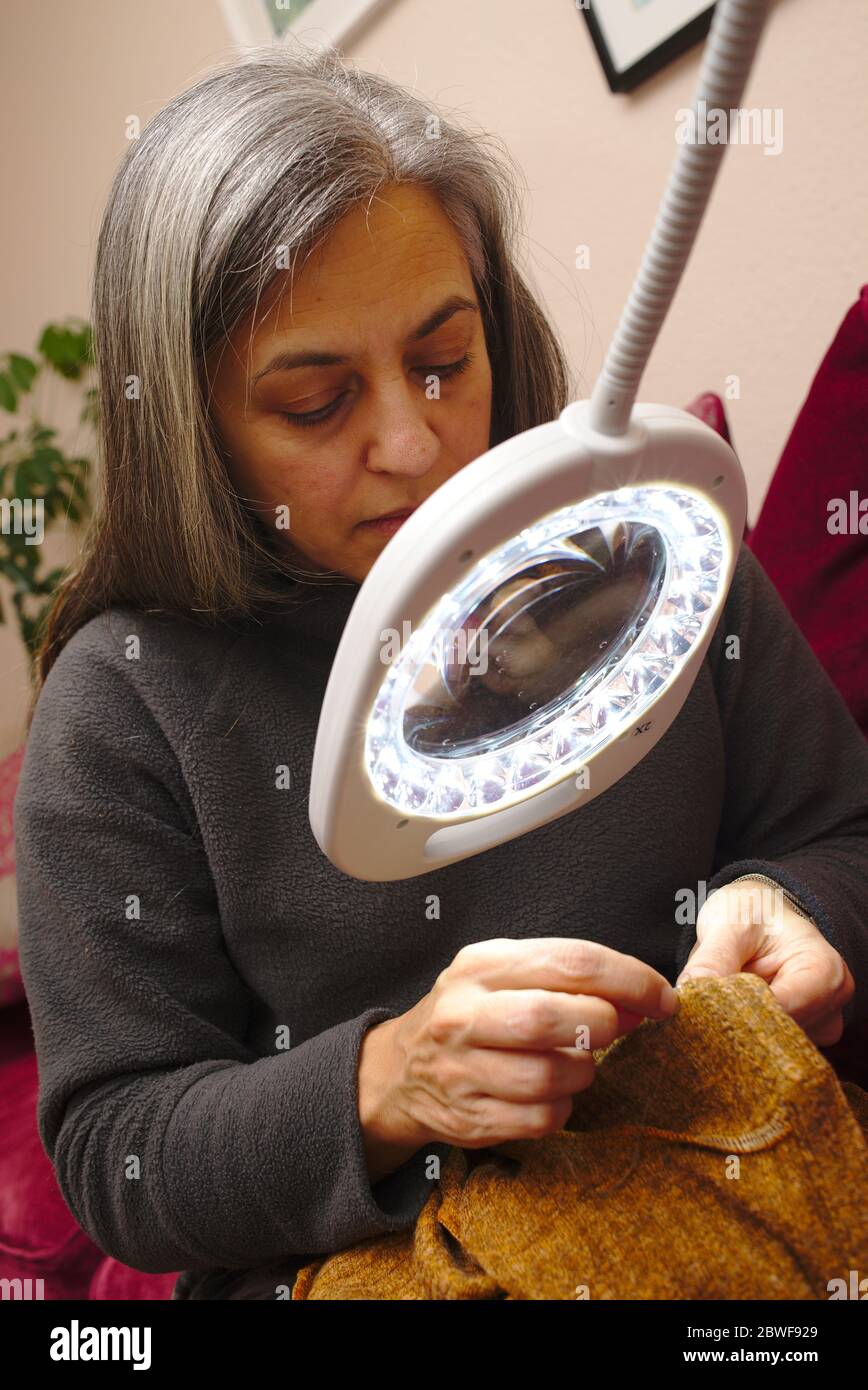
left=747, top=285, right=868, bottom=739
left=0, top=999, right=34, bottom=1066
left=684, top=390, right=734, bottom=448
left=744, top=286, right=868, bottom=1083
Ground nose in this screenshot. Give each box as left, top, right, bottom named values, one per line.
left=363, top=376, right=441, bottom=477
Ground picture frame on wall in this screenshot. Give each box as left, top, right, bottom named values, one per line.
left=220, top=0, right=396, bottom=51
left=580, top=0, right=716, bottom=93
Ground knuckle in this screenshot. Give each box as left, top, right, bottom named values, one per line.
left=450, top=939, right=503, bottom=974
left=522, top=1053, right=560, bottom=1095
left=829, top=952, right=855, bottom=1004
left=591, top=1001, right=620, bottom=1047
left=506, top=993, right=553, bottom=1044
left=427, top=996, right=464, bottom=1044
left=447, top=944, right=476, bottom=975
left=549, top=937, right=596, bottom=980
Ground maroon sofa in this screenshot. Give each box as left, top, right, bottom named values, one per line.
left=2, top=287, right=866, bottom=1299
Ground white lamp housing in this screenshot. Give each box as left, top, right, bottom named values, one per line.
left=309, top=401, right=746, bottom=880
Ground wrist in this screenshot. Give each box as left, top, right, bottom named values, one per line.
left=358, top=1015, right=430, bottom=1179
left=724, top=872, right=816, bottom=925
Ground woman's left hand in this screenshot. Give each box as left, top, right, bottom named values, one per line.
left=675, top=877, right=855, bottom=1046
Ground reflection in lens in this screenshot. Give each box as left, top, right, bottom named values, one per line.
left=403, top=521, right=666, bottom=758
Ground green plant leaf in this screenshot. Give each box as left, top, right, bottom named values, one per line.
left=8, top=353, right=38, bottom=392
left=69, top=468, right=90, bottom=499
left=12, top=461, right=30, bottom=498
left=38, top=321, right=91, bottom=380
left=4, top=560, right=38, bottom=596
left=0, top=373, right=17, bottom=412
left=32, top=445, right=64, bottom=469
left=37, top=324, right=60, bottom=362
left=29, top=458, right=56, bottom=487
left=80, top=396, right=100, bottom=427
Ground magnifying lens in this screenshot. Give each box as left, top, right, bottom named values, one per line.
left=310, top=0, right=769, bottom=881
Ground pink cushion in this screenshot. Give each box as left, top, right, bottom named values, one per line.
left=0, top=1049, right=102, bottom=1298
left=0, top=746, right=25, bottom=1009
left=89, top=1258, right=178, bottom=1300
left=0, top=1039, right=180, bottom=1298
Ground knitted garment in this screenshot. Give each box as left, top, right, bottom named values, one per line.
left=287, top=975, right=868, bottom=1301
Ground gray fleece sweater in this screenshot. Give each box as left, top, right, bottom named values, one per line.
left=13, top=541, right=868, bottom=1300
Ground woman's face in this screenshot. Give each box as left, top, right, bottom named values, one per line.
left=207, top=183, right=494, bottom=583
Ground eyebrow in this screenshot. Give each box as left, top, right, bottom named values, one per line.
left=251, top=293, right=479, bottom=385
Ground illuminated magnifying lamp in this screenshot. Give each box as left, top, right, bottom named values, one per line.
left=310, top=0, right=770, bottom=881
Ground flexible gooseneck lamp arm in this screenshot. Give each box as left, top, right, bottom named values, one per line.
left=309, top=0, right=776, bottom=882
left=591, top=0, right=772, bottom=437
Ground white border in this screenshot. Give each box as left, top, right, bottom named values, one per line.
left=593, top=0, right=711, bottom=74
left=219, top=0, right=397, bottom=51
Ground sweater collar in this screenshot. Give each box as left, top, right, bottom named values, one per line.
left=256, top=577, right=362, bottom=654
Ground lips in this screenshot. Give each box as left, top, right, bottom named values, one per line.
left=358, top=505, right=419, bottom=528
left=364, top=505, right=417, bottom=524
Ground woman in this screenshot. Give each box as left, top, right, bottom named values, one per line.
left=14, top=43, right=868, bottom=1301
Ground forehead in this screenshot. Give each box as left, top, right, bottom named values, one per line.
left=249, top=184, right=474, bottom=347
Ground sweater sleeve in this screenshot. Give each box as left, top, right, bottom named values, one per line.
left=674, top=542, right=868, bottom=1029
left=14, top=626, right=445, bottom=1275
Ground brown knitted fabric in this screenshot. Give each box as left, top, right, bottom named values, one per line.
left=292, top=974, right=868, bottom=1300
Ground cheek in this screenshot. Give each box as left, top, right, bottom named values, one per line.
left=450, top=384, right=494, bottom=458
left=258, top=451, right=351, bottom=534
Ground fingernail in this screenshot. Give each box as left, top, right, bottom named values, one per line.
left=659, top=983, right=680, bottom=1014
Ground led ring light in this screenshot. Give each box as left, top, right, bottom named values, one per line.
left=310, top=0, right=768, bottom=881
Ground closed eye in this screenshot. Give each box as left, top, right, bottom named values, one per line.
left=281, top=352, right=475, bottom=429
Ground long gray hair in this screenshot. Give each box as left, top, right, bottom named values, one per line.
left=32, top=39, right=574, bottom=714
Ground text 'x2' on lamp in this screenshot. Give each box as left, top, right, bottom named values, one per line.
left=311, top=0, right=770, bottom=882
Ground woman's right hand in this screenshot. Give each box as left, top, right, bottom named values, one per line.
left=359, top=937, right=680, bottom=1166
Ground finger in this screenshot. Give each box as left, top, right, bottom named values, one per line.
left=452, top=938, right=678, bottom=1019
left=464, top=988, right=649, bottom=1051
left=766, top=947, right=853, bottom=1025
left=454, top=1095, right=580, bottom=1149
left=675, top=916, right=766, bottom=985
left=457, top=1042, right=596, bottom=1104
left=804, top=1010, right=845, bottom=1048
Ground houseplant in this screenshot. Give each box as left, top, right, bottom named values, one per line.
left=0, top=318, right=96, bottom=1002
left=0, top=318, right=96, bottom=655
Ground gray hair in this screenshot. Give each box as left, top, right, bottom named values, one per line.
left=32, top=39, right=573, bottom=708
